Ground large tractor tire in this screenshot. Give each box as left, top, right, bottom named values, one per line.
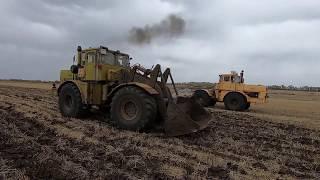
left=193, top=90, right=216, bottom=107
left=59, top=83, right=87, bottom=117
left=110, top=86, right=157, bottom=131
left=224, top=92, right=247, bottom=111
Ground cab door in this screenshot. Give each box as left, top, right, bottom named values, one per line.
left=85, top=51, right=97, bottom=81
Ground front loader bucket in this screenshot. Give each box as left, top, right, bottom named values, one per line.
left=164, top=96, right=213, bottom=136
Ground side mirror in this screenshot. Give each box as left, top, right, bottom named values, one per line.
left=70, top=65, right=79, bottom=74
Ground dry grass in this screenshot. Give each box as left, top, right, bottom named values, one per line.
left=253, top=90, right=320, bottom=119
left=177, top=84, right=320, bottom=130
left=0, top=80, right=53, bottom=90
left=233, top=90, right=319, bottom=130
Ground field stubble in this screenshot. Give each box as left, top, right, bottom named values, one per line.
left=0, top=82, right=319, bottom=179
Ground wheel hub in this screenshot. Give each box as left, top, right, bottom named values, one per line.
left=121, top=100, right=138, bottom=121
left=230, top=98, right=238, bottom=106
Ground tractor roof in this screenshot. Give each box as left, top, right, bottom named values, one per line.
left=220, top=73, right=236, bottom=76
left=82, top=46, right=130, bottom=57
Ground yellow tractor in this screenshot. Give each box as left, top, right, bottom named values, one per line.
left=58, top=46, right=211, bottom=136
left=193, top=71, right=267, bottom=111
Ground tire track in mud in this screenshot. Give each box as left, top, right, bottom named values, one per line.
left=0, top=106, right=165, bottom=179
left=0, top=108, right=89, bottom=179
left=1, top=85, right=320, bottom=179
left=0, top=102, right=233, bottom=179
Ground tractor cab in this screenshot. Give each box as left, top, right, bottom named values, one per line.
left=77, top=46, right=130, bottom=68
left=62, top=46, right=131, bottom=82
left=219, top=70, right=244, bottom=83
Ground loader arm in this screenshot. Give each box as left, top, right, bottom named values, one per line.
left=163, top=68, right=178, bottom=97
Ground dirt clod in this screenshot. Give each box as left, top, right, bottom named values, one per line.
left=207, top=166, right=230, bottom=179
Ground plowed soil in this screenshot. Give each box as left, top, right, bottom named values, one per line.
left=0, top=85, right=319, bottom=179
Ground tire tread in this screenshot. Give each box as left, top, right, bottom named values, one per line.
left=110, top=86, right=157, bottom=131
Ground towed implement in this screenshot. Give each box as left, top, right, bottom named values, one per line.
left=58, top=46, right=212, bottom=136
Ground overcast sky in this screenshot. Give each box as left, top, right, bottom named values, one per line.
left=0, top=0, right=319, bottom=86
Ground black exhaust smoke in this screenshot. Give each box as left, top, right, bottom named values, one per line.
left=128, top=14, right=186, bottom=44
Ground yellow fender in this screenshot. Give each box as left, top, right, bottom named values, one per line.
left=222, top=91, right=248, bottom=102
left=107, top=82, right=159, bottom=99
left=198, top=89, right=214, bottom=97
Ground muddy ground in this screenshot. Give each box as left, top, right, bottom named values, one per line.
left=0, top=85, right=319, bottom=179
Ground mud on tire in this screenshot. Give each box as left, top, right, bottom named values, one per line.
left=193, top=90, right=216, bottom=107
left=58, top=83, right=87, bottom=117
left=224, top=92, right=247, bottom=111
left=110, top=86, right=157, bottom=131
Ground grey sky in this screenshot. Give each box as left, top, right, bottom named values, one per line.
left=0, top=0, right=319, bottom=86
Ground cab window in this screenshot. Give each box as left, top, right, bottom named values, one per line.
left=224, top=76, right=230, bottom=82
left=234, top=75, right=241, bottom=83
left=101, top=52, right=116, bottom=65
left=87, top=53, right=95, bottom=64
left=116, top=55, right=129, bottom=67
left=81, top=52, right=86, bottom=65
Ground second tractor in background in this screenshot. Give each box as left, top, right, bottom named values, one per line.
left=193, top=71, right=268, bottom=111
